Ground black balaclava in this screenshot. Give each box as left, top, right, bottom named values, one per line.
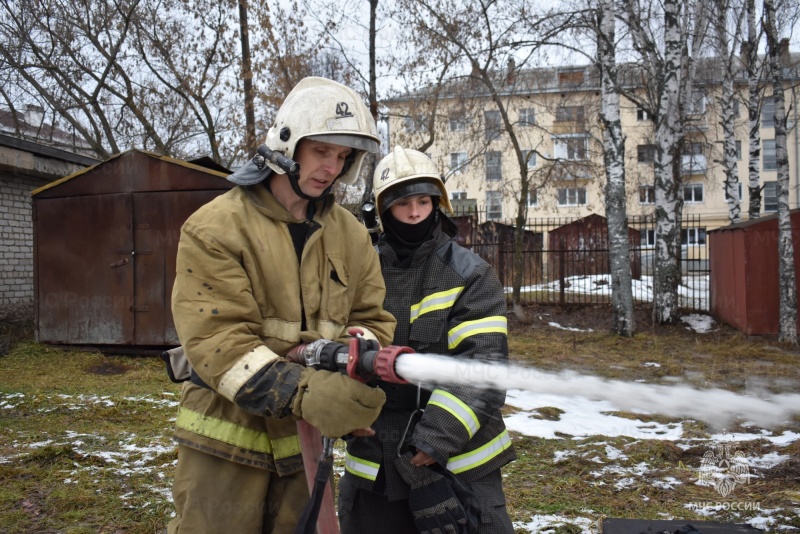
left=382, top=197, right=440, bottom=268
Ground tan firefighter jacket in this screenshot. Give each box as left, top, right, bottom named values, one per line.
left=171, top=183, right=396, bottom=475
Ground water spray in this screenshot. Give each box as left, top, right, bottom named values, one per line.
left=337, top=341, right=800, bottom=430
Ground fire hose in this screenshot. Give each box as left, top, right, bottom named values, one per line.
left=292, top=336, right=416, bottom=534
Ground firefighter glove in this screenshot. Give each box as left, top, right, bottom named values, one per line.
left=394, top=451, right=480, bottom=534
left=291, top=367, right=385, bottom=438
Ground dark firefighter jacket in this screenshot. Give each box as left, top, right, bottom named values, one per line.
left=343, top=224, right=516, bottom=500
left=170, top=184, right=395, bottom=475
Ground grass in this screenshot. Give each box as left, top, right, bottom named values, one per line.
left=0, top=318, right=180, bottom=534
left=1, top=309, right=799, bottom=533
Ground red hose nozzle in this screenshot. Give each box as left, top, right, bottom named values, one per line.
left=371, top=346, right=413, bottom=384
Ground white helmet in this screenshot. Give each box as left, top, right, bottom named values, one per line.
left=265, top=77, right=380, bottom=185
left=373, top=146, right=453, bottom=217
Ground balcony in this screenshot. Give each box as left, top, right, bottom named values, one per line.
left=681, top=154, right=707, bottom=176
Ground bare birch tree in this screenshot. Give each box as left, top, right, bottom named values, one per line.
left=763, top=0, right=797, bottom=345
left=743, top=0, right=765, bottom=218
left=596, top=0, right=635, bottom=336
left=625, top=0, right=685, bottom=324
left=711, top=0, right=746, bottom=224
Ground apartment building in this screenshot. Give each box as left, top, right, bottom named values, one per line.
left=385, top=53, right=800, bottom=249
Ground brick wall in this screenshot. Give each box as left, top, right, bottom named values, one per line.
left=0, top=174, right=49, bottom=319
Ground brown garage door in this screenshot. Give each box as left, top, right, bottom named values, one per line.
left=36, top=193, right=135, bottom=344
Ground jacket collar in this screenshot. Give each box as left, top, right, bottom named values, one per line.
left=242, top=183, right=334, bottom=223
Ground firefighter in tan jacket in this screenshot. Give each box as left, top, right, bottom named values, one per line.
left=168, top=77, right=395, bottom=533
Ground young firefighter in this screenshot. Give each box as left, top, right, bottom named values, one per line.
left=167, top=77, right=395, bottom=533
left=338, top=146, right=516, bottom=534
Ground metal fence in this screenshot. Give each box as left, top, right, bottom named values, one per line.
left=449, top=208, right=710, bottom=311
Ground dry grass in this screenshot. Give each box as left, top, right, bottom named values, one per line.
left=1, top=308, right=799, bottom=533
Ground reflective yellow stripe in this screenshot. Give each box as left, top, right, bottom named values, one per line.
left=447, top=316, right=507, bottom=350
left=176, top=407, right=301, bottom=459
left=447, top=430, right=512, bottom=474
left=345, top=452, right=380, bottom=481
left=410, top=287, right=464, bottom=323
left=428, top=390, right=479, bottom=438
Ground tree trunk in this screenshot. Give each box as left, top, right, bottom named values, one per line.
left=512, top=189, right=529, bottom=322
left=238, top=0, right=257, bottom=158
left=361, top=0, right=380, bottom=206
left=745, top=0, right=762, bottom=219
left=598, top=0, right=634, bottom=336
left=652, top=0, right=683, bottom=325
left=714, top=0, right=740, bottom=224
left=764, top=0, right=798, bottom=345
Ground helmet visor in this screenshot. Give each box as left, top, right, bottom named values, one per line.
left=304, top=134, right=379, bottom=154
left=380, top=180, right=442, bottom=213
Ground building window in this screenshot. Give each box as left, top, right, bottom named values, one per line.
left=639, top=185, right=655, bottom=204
left=637, top=144, right=656, bottom=163
left=450, top=191, right=467, bottom=200
left=640, top=229, right=656, bottom=247
left=681, top=227, right=707, bottom=246
left=684, top=183, right=704, bottom=203
left=527, top=189, right=538, bottom=207
left=449, top=115, right=467, bottom=132
left=683, top=142, right=703, bottom=156
left=485, top=110, right=502, bottom=141
left=486, top=191, right=502, bottom=220
left=485, top=151, right=502, bottom=181
left=732, top=98, right=740, bottom=117
left=763, top=181, right=778, bottom=212
left=687, top=90, right=706, bottom=115
left=557, top=187, right=587, bottom=206
left=450, top=151, right=468, bottom=173
left=403, top=115, right=429, bottom=133
left=763, top=139, right=777, bottom=170
left=636, top=108, right=651, bottom=121
left=555, top=105, right=585, bottom=123
left=735, top=140, right=742, bottom=160
left=762, top=97, right=774, bottom=128
left=519, top=108, right=536, bottom=126
left=525, top=149, right=536, bottom=168
left=554, top=136, right=587, bottom=161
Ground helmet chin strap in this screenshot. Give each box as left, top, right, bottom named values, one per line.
left=286, top=171, right=333, bottom=201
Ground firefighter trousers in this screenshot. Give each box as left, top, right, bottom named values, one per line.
left=168, top=444, right=309, bottom=534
